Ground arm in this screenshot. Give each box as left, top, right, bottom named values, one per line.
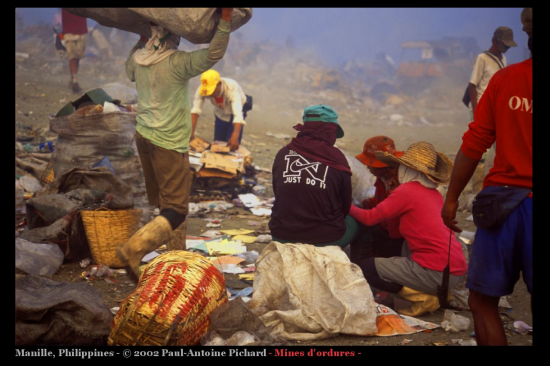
left=125, top=35, right=148, bottom=82
left=227, top=123, right=242, bottom=151
left=179, top=8, right=232, bottom=78
left=350, top=185, right=409, bottom=226
left=468, top=83, right=478, bottom=113
left=441, top=149, right=480, bottom=232
left=191, top=113, right=199, bottom=141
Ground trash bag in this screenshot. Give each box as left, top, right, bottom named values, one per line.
left=64, top=8, right=253, bottom=45
left=15, top=275, right=113, bottom=345
left=49, top=110, right=144, bottom=199
left=248, top=242, right=379, bottom=341
left=15, top=239, right=64, bottom=276
left=339, top=148, right=376, bottom=206
left=34, top=167, right=134, bottom=210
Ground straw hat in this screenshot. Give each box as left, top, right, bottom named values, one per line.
left=375, top=141, right=453, bottom=184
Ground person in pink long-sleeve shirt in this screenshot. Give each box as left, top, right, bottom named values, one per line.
left=350, top=141, right=467, bottom=317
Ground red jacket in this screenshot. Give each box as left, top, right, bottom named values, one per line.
left=461, top=59, right=532, bottom=190
left=62, top=9, right=88, bottom=35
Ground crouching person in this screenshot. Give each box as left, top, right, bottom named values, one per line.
left=350, top=142, right=467, bottom=316
left=269, top=105, right=359, bottom=247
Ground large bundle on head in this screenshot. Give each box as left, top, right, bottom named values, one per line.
left=108, top=251, right=227, bottom=346
left=64, top=8, right=253, bottom=44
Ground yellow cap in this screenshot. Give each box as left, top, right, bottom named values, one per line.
left=199, top=70, right=220, bottom=96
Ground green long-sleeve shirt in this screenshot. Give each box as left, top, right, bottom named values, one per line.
left=126, top=20, right=231, bottom=153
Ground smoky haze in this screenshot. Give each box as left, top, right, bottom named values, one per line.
left=15, top=8, right=530, bottom=66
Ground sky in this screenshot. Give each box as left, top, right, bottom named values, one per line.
left=16, top=8, right=529, bottom=66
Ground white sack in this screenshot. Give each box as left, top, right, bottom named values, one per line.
left=248, top=242, right=378, bottom=341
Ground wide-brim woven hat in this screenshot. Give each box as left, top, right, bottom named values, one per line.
left=375, top=141, right=453, bottom=184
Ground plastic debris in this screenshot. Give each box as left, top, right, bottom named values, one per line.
left=236, top=251, right=260, bottom=263
left=513, top=321, right=533, bottom=335
left=79, top=258, right=92, bottom=268
left=255, top=234, right=273, bottom=243
left=441, top=310, right=471, bottom=333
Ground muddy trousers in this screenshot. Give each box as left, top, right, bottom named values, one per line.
left=135, top=131, right=190, bottom=230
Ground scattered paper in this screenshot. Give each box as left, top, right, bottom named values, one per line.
left=374, top=305, right=439, bottom=337
left=186, top=239, right=206, bottom=250
left=220, top=229, right=255, bottom=236
left=250, top=207, right=272, bottom=216
left=208, top=256, right=246, bottom=265
left=238, top=273, right=255, bottom=281
left=238, top=194, right=262, bottom=208
left=232, top=235, right=257, bottom=244
left=206, top=239, right=247, bottom=256
left=142, top=251, right=161, bottom=263
left=201, top=230, right=223, bottom=238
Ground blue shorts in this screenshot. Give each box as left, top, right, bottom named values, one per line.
left=466, top=197, right=532, bottom=297
left=214, top=115, right=244, bottom=143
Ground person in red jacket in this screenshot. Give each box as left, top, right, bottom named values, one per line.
left=351, top=141, right=467, bottom=316
left=61, top=9, right=88, bottom=93
left=351, top=136, right=404, bottom=264
left=442, top=8, right=532, bottom=346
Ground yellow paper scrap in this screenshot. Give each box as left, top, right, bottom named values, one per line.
left=220, top=229, right=255, bottom=236
left=206, top=239, right=246, bottom=256
left=238, top=273, right=255, bottom=281
left=232, top=235, right=257, bottom=244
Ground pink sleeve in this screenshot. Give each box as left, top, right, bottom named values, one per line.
left=350, top=185, right=410, bottom=226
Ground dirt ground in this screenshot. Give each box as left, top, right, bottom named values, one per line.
left=15, top=35, right=532, bottom=347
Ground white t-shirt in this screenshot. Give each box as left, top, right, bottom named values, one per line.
left=470, top=52, right=506, bottom=103
left=191, top=77, right=247, bottom=124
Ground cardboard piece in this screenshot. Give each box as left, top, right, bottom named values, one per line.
left=201, top=151, right=244, bottom=175
left=189, top=136, right=211, bottom=153
left=210, top=144, right=231, bottom=153
left=196, top=168, right=236, bottom=179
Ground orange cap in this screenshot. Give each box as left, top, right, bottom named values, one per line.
left=356, top=136, right=404, bottom=168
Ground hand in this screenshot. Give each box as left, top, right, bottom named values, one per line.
left=386, top=177, right=400, bottom=194
left=190, top=132, right=196, bottom=142
left=361, top=198, right=373, bottom=209
left=441, top=199, right=462, bottom=233
left=221, top=8, right=233, bottom=21
left=227, top=136, right=239, bottom=151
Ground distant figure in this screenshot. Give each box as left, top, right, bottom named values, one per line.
left=468, top=26, right=517, bottom=115
left=61, top=9, right=88, bottom=93
left=191, top=70, right=249, bottom=151
left=91, top=24, right=114, bottom=61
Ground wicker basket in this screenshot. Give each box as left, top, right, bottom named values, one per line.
left=108, top=251, right=227, bottom=346
left=81, top=208, right=142, bottom=268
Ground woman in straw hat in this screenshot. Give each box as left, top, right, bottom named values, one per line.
left=349, top=141, right=467, bottom=316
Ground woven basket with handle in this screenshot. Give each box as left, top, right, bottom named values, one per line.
left=108, top=251, right=227, bottom=346
left=81, top=208, right=142, bottom=268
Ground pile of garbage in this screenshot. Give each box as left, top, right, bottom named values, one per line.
left=189, top=137, right=258, bottom=202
